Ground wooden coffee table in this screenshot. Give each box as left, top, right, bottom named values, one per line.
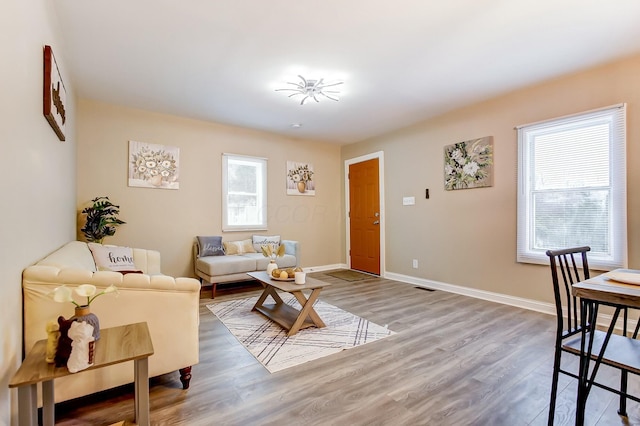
left=247, top=271, right=331, bottom=336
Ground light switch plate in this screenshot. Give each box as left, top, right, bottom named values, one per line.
left=402, top=196, right=415, bottom=205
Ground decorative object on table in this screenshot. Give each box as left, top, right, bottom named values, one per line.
left=444, top=136, right=493, bottom=191
left=128, top=140, right=180, bottom=189
left=43, top=45, right=67, bottom=141
left=287, top=161, right=315, bottom=195
left=67, top=321, right=95, bottom=373
left=261, top=243, right=286, bottom=276
left=54, top=316, right=75, bottom=367
left=80, top=196, right=126, bottom=243
left=49, top=284, right=118, bottom=341
left=295, top=271, right=306, bottom=284
left=270, top=267, right=302, bottom=280
left=45, top=320, right=60, bottom=364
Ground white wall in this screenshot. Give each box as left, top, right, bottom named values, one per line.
left=0, top=1, right=77, bottom=424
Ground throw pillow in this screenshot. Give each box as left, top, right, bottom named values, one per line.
left=88, top=243, right=136, bottom=272
left=252, top=235, right=281, bottom=252
left=197, top=236, right=224, bottom=257
left=223, top=239, right=256, bottom=255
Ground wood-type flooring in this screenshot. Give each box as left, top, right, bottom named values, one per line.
left=53, top=272, right=640, bottom=425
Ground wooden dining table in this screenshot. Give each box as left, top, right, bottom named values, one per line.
left=571, top=269, right=640, bottom=425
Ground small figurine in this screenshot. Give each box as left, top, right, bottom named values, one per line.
left=45, top=320, right=60, bottom=363
left=54, top=316, right=76, bottom=367
left=67, top=321, right=95, bottom=373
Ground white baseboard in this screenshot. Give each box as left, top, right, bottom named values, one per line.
left=305, top=267, right=636, bottom=332
left=385, top=271, right=557, bottom=316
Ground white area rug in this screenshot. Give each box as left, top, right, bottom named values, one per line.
left=207, top=294, right=395, bottom=373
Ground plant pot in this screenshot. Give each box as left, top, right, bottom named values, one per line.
left=297, top=181, right=306, bottom=193
left=73, top=305, right=100, bottom=340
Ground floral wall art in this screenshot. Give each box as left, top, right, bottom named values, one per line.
left=444, top=136, right=493, bottom=191
left=128, top=140, right=180, bottom=189
left=287, top=161, right=315, bottom=196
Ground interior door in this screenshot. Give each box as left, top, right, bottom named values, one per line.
left=349, top=158, right=380, bottom=275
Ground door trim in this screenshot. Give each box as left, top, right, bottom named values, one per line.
left=344, top=151, right=385, bottom=276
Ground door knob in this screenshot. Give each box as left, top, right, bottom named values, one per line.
left=373, top=220, right=380, bottom=225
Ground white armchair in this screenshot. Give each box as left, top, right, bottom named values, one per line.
left=22, top=241, right=201, bottom=403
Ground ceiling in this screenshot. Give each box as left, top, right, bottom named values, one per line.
left=52, top=1, right=640, bottom=145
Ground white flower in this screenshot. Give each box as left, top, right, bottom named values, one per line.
left=463, top=161, right=479, bottom=176
left=444, top=164, right=454, bottom=176
left=145, top=161, right=157, bottom=168
left=49, top=284, right=118, bottom=307
left=292, top=174, right=301, bottom=182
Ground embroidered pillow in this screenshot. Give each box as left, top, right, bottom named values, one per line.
left=223, top=239, right=256, bottom=255
left=252, top=235, right=281, bottom=252
left=197, top=236, right=225, bottom=257
left=88, top=243, right=136, bottom=272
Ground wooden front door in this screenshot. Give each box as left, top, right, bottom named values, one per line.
left=349, top=158, right=380, bottom=275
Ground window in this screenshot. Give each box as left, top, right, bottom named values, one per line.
left=516, top=104, right=627, bottom=270
left=222, top=154, right=267, bottom=231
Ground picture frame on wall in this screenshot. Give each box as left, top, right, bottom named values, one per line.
left=43, top=45, right=67, bottom=141
left=444, top=136, right=494, bottom=190
left=286, top=161, right=315, bottom=196
left=128, top=140, right=180, bottom=190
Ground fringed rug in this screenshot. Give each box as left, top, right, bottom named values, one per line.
left=207, top=294, right=394, bottom=373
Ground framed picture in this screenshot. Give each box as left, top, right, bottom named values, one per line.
left=128, top=141, right=180, bottom=189
left=444, top=136, right=493, bottom=190
left=43, top=45, right=67, bottom=141
left=287, top=161, right=315, bottom=196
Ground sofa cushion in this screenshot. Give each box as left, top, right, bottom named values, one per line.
left=88, top=243, right=136, bottom=272
left=196, top=255, right=256, bottom=277
left=196, top=236, right=224, bottom=257
left=244, top=253, right=297, bottom=270
left=223, top=239, right=256, bottom=255
left=252, top=235, right=280, bottom=252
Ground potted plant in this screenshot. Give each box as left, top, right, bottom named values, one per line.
left=80, top=196, right=126, bottom=243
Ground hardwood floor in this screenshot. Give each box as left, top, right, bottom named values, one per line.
left=53, top=272, right=640, bottom=425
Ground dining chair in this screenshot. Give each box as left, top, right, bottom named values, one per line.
left=546, top=246, right=640, bottom=425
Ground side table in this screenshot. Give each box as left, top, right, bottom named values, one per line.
left=9, top=322, right=154, bottom=426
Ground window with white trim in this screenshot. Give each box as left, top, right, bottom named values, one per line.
left=222, top=154, right=267, bottom=231
left=516, top=104, right=627, bottom=270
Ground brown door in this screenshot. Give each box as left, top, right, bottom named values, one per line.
left=349, top=158, right=380, bottom=275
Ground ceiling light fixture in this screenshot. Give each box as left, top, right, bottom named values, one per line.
left=276, top=75, right=343, bottom=105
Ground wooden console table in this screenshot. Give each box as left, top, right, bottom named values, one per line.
left=9, top=322, right=154, bottom=426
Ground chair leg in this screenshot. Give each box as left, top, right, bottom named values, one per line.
left=618, top=370, right=628, bottom=417
left=211, top=283, right=217, bottom=299
left=548, top=345, right=563, bottom=425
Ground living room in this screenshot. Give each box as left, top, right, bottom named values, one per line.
left=3, top=1, right=640, bottom=424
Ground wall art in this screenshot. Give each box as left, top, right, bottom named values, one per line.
left=287, top=161, right=315, bottom=196
left=128, top=141, right=180, bottom=189
left=444, top=136, right=493, bottom=190
left=43, top=45, right=67, bottom=141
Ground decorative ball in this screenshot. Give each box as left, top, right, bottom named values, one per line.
left=279, top=271, right=288, bottom=279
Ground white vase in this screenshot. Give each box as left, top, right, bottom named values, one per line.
left=266, top=260, right=278, bottom=276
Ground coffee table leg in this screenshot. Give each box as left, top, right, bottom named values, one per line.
left=134, top=357, right=150, bottom=426
left=288, top=289, right=325, bottom=336
left=252, top=285, right=284, bottom=311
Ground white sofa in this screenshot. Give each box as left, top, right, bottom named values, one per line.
left=22, top=241, right=201, bottom=403
left=194, top=239, right=300, bottom=298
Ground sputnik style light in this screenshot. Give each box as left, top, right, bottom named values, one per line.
left=276, top=75, right=343, bottom=105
